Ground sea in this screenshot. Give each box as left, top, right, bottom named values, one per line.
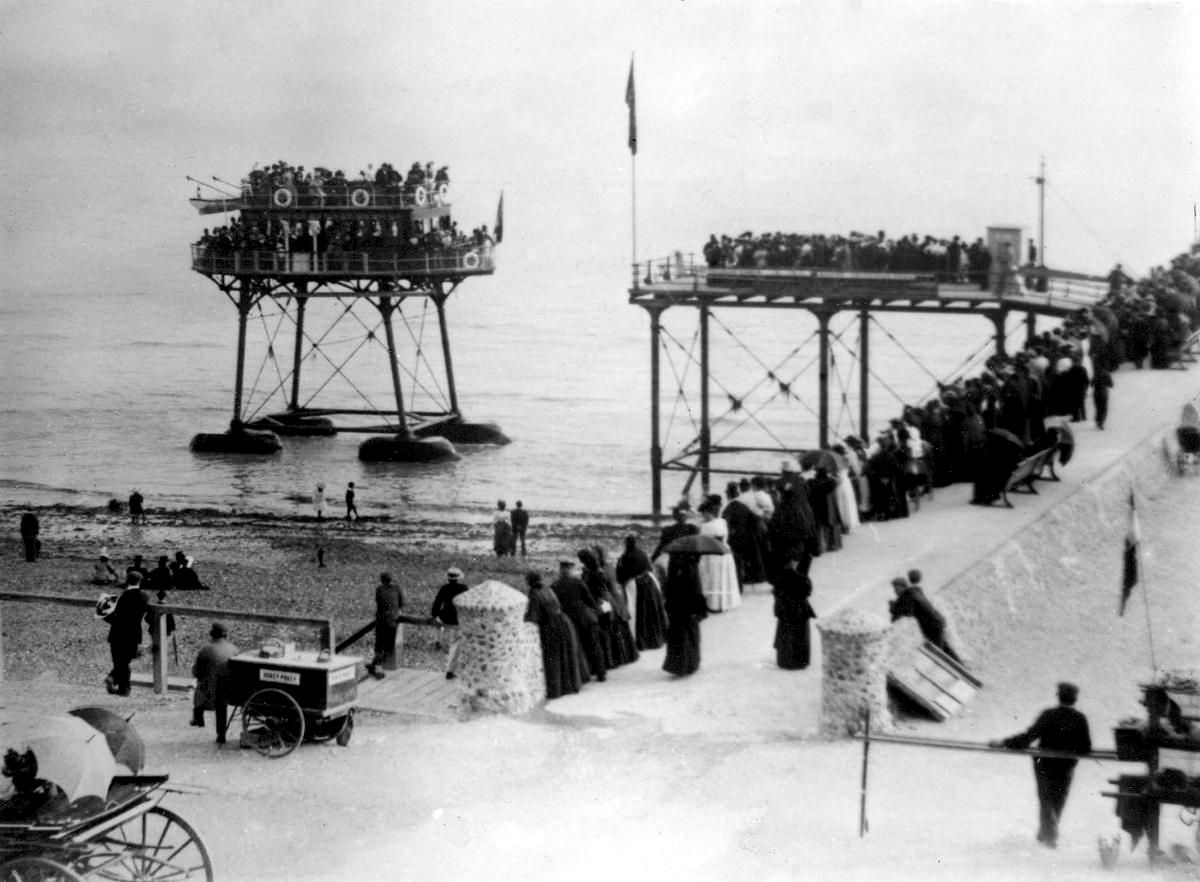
left=0, top=260, right=1031, bottom=524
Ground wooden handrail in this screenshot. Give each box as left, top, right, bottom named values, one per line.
left=0, top=591, right=333, bottom=695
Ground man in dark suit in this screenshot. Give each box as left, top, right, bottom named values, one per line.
left=991, top=682, right=1092, bottom=848
left=105, top=572, right=150, bottom=696
left=551, top=559, right=606, bottom=682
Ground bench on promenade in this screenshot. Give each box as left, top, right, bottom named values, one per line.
left=999, top=447, right=1057, bottom=508
left=1170, top=329, right=1200, bottom=369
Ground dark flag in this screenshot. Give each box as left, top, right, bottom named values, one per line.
left=625, top=57, right=637, bottom=155
left=495, top=192, right=504, bottom=244
left=1120, top=491, right=1139, bottom=616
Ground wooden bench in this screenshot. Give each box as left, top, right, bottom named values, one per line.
left=1000, top=447, right=1057, bottom=507
left=1172, top=329, right=1200, bottom=368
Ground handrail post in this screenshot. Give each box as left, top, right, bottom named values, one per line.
left=151, top=606, right=169, bottom=695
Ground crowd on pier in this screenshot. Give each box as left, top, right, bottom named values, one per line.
left=194, top=214, right=494, bottom=259
left=242, top=159, right=450, bottom=201
left=702, top=230, right=995, bottom=284
left=194, top=158, right=497, bottom=262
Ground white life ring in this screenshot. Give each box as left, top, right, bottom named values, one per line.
left=412, top=185, right=428, bottom=207
left=350, top=187, right=371, bottom=208
left=273, top=187, right=294, bottom=208
left=435, top=182, right=449, bottom=205
left=462, top=250, right=481, bottom=270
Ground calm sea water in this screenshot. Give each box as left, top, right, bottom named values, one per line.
left=0, top=261, right=1030, bottom=521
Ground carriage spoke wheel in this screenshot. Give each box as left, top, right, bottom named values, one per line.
left=78, top=805, right=213, bottom=882
left=241, top=688, right=305, bottom=758
left=0, top=857, right=85, bottom=882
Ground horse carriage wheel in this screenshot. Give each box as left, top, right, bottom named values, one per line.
left=0, top=857, right=84, bottom=882
left=241, top=688, right=305, bottom=758
left=77, top=805, right=213, bottom=882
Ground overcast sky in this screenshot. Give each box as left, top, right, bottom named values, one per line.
left=2, top=0, right=1197, bottom=297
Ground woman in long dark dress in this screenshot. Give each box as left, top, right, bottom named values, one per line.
left=578, top=548, right=638, bottom=668
left=772, top=555, right=816, bottom=670
left=615, top=535, right=669, bottom=650
left=662, top=552, right=708, bottom=677
left=524, top=571, right=586, bottom=699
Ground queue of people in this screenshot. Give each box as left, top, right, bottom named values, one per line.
left=702, top=230, right=994, bottom=285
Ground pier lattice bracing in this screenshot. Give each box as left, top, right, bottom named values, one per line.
left=204, top=271, right=469, bottom=436
left=629, top=254, right=1108, bottom=516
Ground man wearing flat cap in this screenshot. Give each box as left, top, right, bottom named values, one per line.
left=990, top=682, right=1091, bottom=848
left=191, top=622, right=239, bottom=743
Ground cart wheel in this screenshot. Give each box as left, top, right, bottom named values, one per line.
left=0, top=857, right=85, bottom=882
left=241, top=687, right=305, bottom=758
left=335, top=710, right=355, bottom=747
left=80, top=804, right=214, bottom=881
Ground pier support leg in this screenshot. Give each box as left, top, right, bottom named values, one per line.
left=700, top=303, right=711, bottom=499
left=648, top=306, right=665, bottom=524
left=859, top=308, right=870, bottom=439
left=377, top=293, right=411, bottom=438
left=818, top=310, right=832, bottom=449
left=290, top=293, right=307, bottom=411
left=432, top=285, right=460, bottom=415
left=231, top=277, right=252, bottom=431
left=991, top=310, right=1008, bottom=359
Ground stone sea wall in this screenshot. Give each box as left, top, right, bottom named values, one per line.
left=887, top=402, right=1192, bottom=673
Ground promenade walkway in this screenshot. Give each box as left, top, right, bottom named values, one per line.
left=538, top=363, right=1200, bottom=740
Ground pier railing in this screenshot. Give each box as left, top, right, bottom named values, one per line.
left=193, top=182, right=450, bottom=214
left=192, top=245, right=495, bottom=278
left=633, top=253, right=1107, bottom=310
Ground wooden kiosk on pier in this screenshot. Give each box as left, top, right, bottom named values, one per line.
left=189, top=167, right=508, bottom=461
left=629, top=234, right=1109, bottom=516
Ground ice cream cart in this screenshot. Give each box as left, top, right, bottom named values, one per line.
left=226, top=643, right=359, bottom=758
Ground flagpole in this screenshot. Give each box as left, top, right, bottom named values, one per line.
left=628, top=53, right=638, bottom=290
left=1131, top=487, right=1158, bottom=673
left=1138, top=526, right=1157, bottom=676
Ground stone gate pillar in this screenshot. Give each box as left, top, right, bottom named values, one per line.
left=816, top=608, right=893, bottom=737
left=455, top=580, right=545, bottom=714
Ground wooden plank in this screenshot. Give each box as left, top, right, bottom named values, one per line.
left=888, top=642, right=981, bottom=722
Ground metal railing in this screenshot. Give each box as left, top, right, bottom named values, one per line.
left=634, top=253, right=1109, bottom=310
left=191, top=245, right=495, bottom=278
left=238, top=182, right=450, bottom=212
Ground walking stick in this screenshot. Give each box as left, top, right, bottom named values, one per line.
left=859, top=708, right=871, bottom=837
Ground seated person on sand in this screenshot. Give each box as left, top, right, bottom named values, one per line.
left=92, top=550, right=119, bottom=585
left=171, top=552, right=209, bottom=590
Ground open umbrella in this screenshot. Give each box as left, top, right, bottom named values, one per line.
left=798, top=449, right=842, bottom=474
left=0, top=715, right=116, bottom=802
left=68, top=706, right=145, bottom=774
left=664, top=534, right=730, bottom=556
